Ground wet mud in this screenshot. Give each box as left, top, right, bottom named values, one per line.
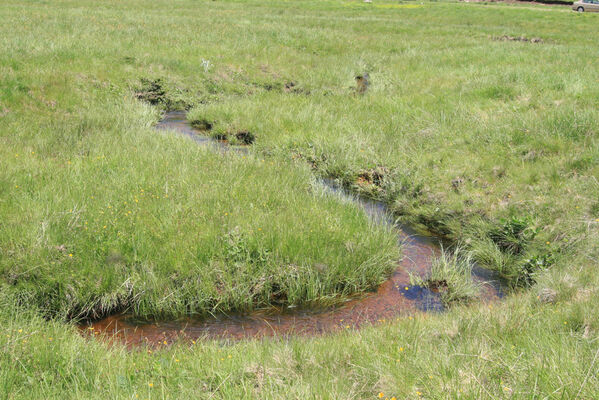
left=494, top=35, right=544, bottom=43
left=81, top=113, right=503, bottom=346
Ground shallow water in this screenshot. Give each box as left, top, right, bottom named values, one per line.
left=81, top=112, right=502, bottom=346
left=156, top=111, right=248, bottom=153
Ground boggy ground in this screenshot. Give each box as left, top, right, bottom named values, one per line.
left=1, top=0, right=598, bottom=398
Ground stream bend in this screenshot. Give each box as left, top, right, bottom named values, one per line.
left=81, top=112, right=502, bottom=345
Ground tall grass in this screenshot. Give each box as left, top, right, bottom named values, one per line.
left=0, top=102, right=398, bottom=320
left=1, top=0, right=598, bottom=397
left=410, top=246, right=480, bottom=305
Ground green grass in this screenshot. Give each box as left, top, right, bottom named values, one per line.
left=409, top=246, right=480, bottom=305
left=1, top=0, right=599, bottom=397
left=1, top=85, right=399, bottom=320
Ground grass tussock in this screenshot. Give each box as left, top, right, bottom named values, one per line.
left=410, top=246, right=480, bottom=306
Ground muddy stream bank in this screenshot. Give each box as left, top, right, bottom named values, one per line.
left=81, top=112, right=502, bottom=346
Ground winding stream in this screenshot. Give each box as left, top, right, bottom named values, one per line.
left=81, top=112, right=502, bottom=346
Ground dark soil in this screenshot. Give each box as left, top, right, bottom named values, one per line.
left=355, top=73, right=370, bottom=94
left=235, top=131, right=255, bottom=145
left=426, top=279, right=449, bottom=293
left=135, top=78, right=189, bottom=110
left=356, top=167, right=388, bottom=188
left=494, top=35, right=544, bottom=43
left=283, top=81, right=309, bottom=95
left=190, top=118, right=214, bottom=131
left=135, top=78, right=167, bottom=105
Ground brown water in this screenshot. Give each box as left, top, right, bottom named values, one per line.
left=81, top=112, right=502, bottom=346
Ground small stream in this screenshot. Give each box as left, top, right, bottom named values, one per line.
left=81, top=112, right=502, bottom=346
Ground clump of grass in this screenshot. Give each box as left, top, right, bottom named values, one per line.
left=465, top=216, right=557, bottom=286
left=188, top=106, right=255, bottom=144
left=204, top=126, right=255, bottom=145
left=135, top=78, right=167, bottom=106
left=190, top=117, right=213, bottom=131
left=135, top=78, right=189, bottom=111
left=410, top=246, right=480, bottom=306
left=488, top=216, right=539, bottom=255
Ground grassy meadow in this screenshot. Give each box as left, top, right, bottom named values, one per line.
left=1, top=0, right=598, bottom=398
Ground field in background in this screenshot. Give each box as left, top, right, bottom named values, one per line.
left=1, top=0, right=598, bottom=398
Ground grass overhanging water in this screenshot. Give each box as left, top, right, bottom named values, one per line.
left=1, top=0, right=599, bottom=397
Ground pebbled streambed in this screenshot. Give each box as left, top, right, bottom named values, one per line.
left=81, top=112, right=502, bottom=346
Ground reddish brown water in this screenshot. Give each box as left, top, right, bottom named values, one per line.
left=81, top=112, right=502, bottom=346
